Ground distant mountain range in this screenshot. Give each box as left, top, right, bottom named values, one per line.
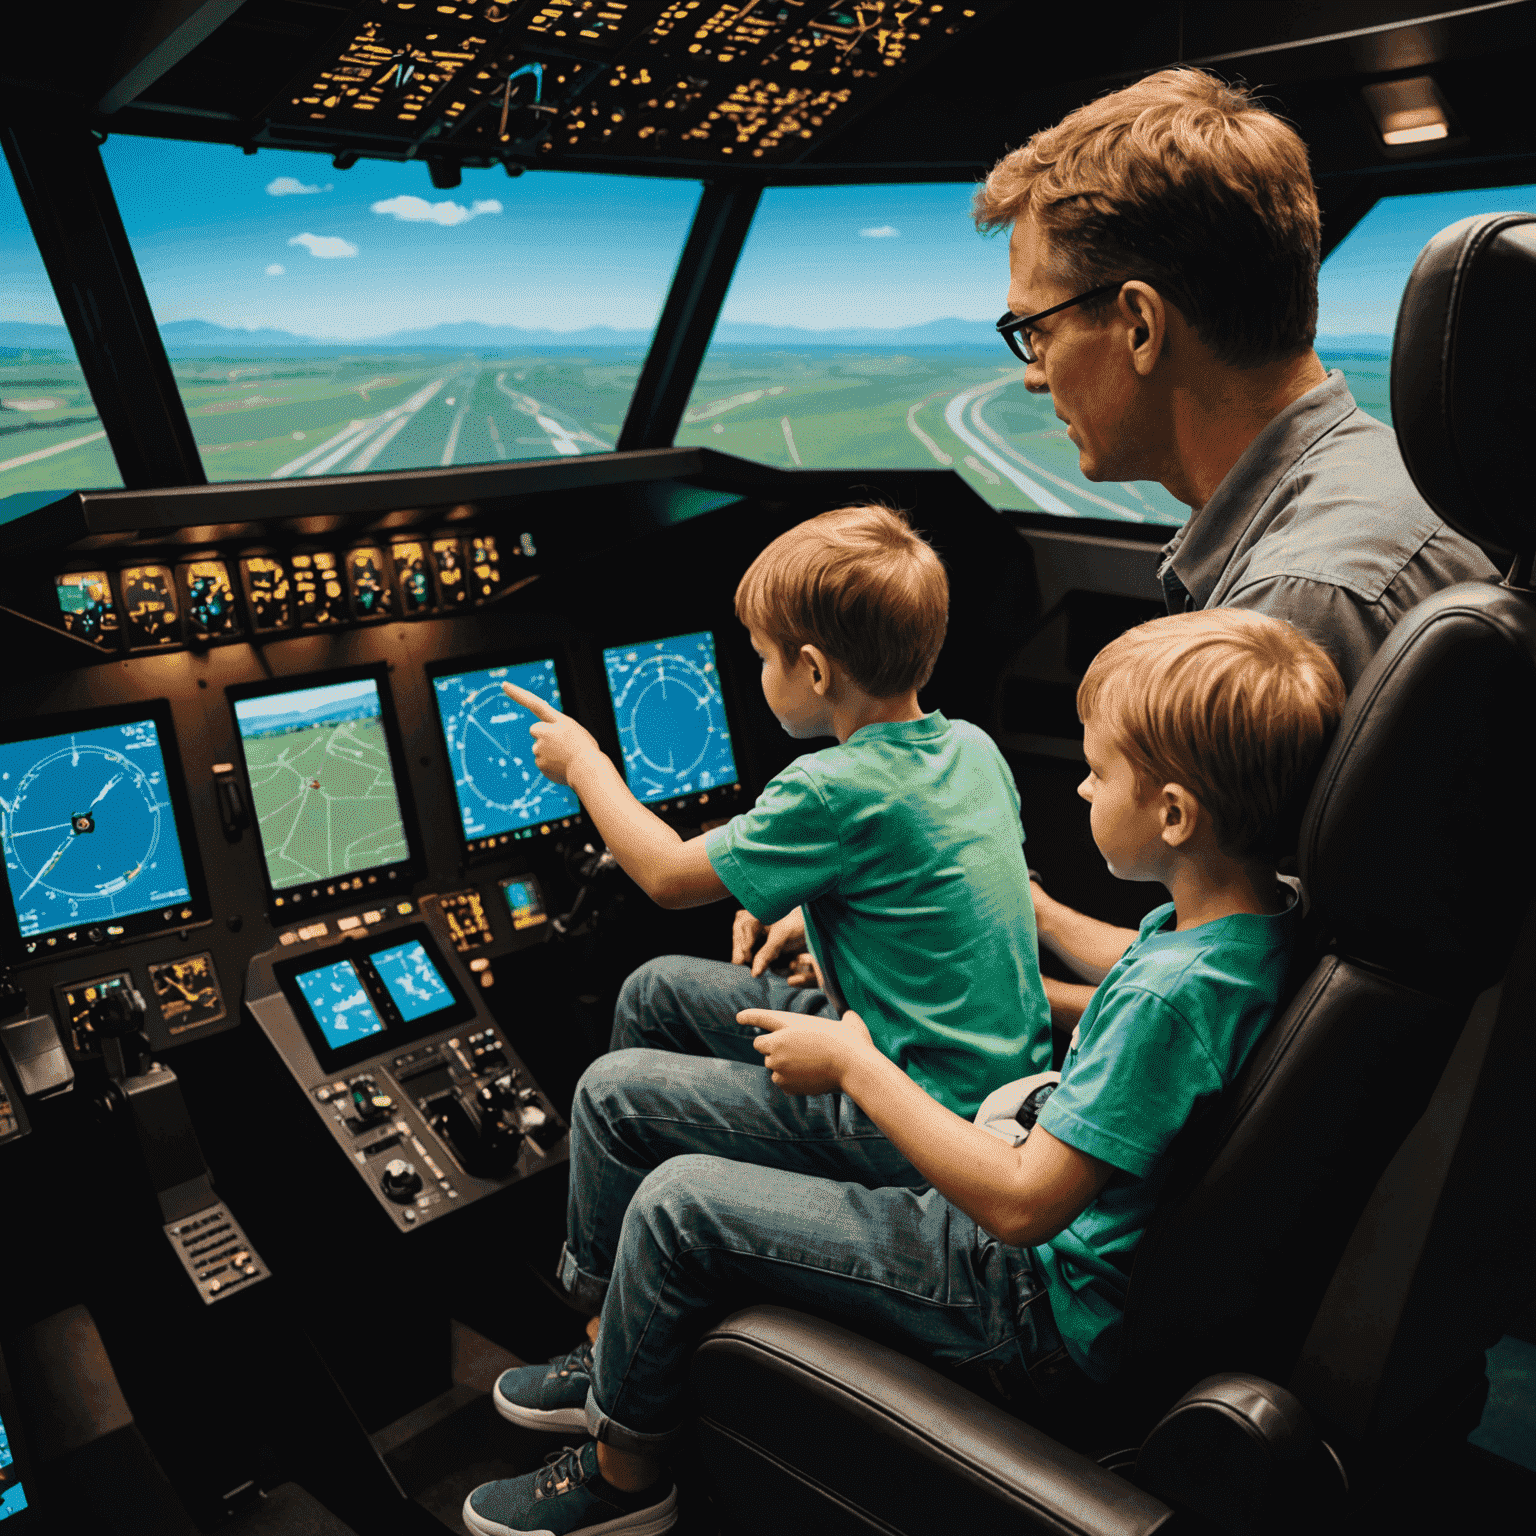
left=0, top=317, right=1395, bottom=356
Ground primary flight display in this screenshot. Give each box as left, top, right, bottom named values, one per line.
left=430, top=658, right=581, bottom=849
left=232, top=678, right=411, bottom=895
left=0, top=717, right=194, bottom=941
left=602, top=630, right=739, bottom=804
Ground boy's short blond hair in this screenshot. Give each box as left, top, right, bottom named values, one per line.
left=1077, top=609, right=1344, bottom=863
left=735, top=506, right=948, bottom=698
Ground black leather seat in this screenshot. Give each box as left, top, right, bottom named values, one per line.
left=686, top=211, right=1536, bottom=1536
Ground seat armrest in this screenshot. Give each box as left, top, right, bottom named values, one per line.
left=1133, top=1373, right=1347, bottom=1536
left=690, top=1306, right=1171, bottom=1536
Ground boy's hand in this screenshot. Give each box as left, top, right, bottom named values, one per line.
left=741, top=1008, right=875, bottom=1095
left=784, top=950, right=825, bottom=990
left=751, top=906, right=807, bottom=977
left=500, top=682, right=605, bottom=787
left=731, top=909, right=767, bottom=966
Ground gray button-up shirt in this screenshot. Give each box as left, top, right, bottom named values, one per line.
left=1158, top=371, right=1499, bottom=691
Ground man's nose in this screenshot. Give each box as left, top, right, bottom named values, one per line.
left=1024, top=359, right=1050, bottom=395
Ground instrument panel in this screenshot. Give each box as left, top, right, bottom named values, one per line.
left=50, top=534, right=521, bottom=653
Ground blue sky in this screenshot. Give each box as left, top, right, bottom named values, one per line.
left=2, top=135, right=1534, bottom=340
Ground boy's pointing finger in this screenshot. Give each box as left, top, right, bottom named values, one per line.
left=501, top=681, right=561, bottom=721
left=736, top=1008, right=792, bottom=1032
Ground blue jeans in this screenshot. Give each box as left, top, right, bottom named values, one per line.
left=558, top=956, right=925, bottom=1309
left=584, top=1154, right=1074, bottom=1454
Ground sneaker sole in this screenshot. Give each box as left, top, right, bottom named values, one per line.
left=462, top=1482, right=679, bottom=1536
left=492, top=1377, right=590, bottom=1432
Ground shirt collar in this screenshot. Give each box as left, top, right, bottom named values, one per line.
left=1160, top=370, right=1358, bottom=606
left=845, top=710, right=948, bottom=745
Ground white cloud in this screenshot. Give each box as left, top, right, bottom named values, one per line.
left=860, top=225, right=901, bottom=238
left=370, top=195, right=504, bottom=227
left=288, top=232, right=359, bottom=259
left=267, top=176, right=324, bottom=196
left=265, top=263, right=286, bottom=276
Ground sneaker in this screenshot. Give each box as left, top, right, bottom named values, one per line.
left=463, top=1442, right=678, bottom=1536
left=493, top=1339, right=594, bottom=1431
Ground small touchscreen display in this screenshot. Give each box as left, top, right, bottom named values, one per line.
left=293, top=958, right=385, bottom=1051
left=0, top=1407, right=28, bottom=1522
left=372, top=940, right=454, bottom=1023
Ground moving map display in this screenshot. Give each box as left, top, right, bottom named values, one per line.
left=431, top=659, right=581, bottom=850
left=602, top=631, right=738, bottom=804
left=0, top=715, right=195, bottom=943
left=231, top=677, right=412, bottom=897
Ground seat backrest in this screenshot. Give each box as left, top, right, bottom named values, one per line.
left=1118, top=211, right=1536, bottom=1401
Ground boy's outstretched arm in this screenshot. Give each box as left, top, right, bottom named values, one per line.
left=502, top=682, right=728, bottom=910
left=743, top=1010, right=1111, bottom=1247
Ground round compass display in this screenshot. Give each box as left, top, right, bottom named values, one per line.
left=602, top=631, right=738, bottom=805
left=0, top=720, right=193, bottom=936
left=431, top=658, right=581, bottom=844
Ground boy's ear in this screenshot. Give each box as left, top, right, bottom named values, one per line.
left=800, top=643, right=833, bottom=695
left=1159, top=784, right=1200, bottom=848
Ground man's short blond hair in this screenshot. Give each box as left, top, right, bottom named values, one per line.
left=1078, top=609, right=1344, bottom=863
left=974, top=68, right=1320, bottom=368
left=735, top=506, right=948, bottom=697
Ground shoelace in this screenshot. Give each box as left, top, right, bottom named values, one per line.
left=546, top=1339, right=596, bottom=1382
left=533, top=1444, right=590, bottom=1502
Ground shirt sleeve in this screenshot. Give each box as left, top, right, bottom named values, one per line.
left=705, top=763, right=841, bottom=923
left=1218, top=573, right=1382, bottom=694
left=1037, top=985, right=1223, bottom=1177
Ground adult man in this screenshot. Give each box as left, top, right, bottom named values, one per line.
left=966, top=67, right=1497, bottom=1013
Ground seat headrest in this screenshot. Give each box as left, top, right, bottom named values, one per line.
left=1391, top=212, right=1536, bottom=555
left=1299, top=579, right=1536, bottom=995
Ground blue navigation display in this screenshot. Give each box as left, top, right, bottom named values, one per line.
left=431, top=659, right=581, bottom=844
left=602, top=631, right=738, bottom=804
left=294, top=958, right=385, bottom=1050
left=232, top=678, right=410, bottom=892
left=373, top=940, right=454, bottom=1022
left=0, top=718, right=193, bottom=939
left=0, top=1405, right=27, bottom=1521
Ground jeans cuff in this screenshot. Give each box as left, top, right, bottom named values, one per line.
left=557, top=1243, right=609, bottom=1312
left=585, top=1387, right=682, bottom=1455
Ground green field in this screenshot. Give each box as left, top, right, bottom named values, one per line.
left=242, top=715, right=408, bottom=890
left=2, top=344, right=1392, bottom=525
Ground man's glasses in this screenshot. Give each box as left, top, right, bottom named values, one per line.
left=995, top=283, right=1126, bottom=363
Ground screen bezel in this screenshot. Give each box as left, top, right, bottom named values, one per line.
left=598, top=628, right=744, bottom=810
left=0, top=698, right=212, bottom=966
left=424, top=646, right=587, bottom=858
left=273, top=923, right=477, bottom=1070
left=226, top=664, right=426, bottom=917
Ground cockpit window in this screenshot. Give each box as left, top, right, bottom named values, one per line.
left=673, top=183, right=1191, bottom=527
left=99, top=137, right=702, bottom=483
left=0, top=159, right=124, bottom=500
left=1315, top=181, right=1536, bottom=431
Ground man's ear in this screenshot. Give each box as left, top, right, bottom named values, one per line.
left=800, top=643, right=834, bottom=695
left=1119, top=281, right=1167, bottom=378
left=1159, top=784, right=1200, bottom=848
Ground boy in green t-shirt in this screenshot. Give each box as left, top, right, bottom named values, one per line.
left=501, top=505, right=1051, bottom=1315
left=465, top=607, right=1345, bottom=1536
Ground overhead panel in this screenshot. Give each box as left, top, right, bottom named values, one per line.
left=254, top=0, right=995, bottom=168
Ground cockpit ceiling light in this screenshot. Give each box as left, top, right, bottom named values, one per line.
left=1362, top=76, right=1453, bottom=151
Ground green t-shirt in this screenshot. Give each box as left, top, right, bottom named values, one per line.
left=706, top=713, right=1051, bottom=1118
left=1034, top=899, right=1299, bottom=1382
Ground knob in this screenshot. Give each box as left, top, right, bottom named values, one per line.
left=380, top=1158, right=422, bottom=1203
left=350, top=1076, right=395, bottom=1125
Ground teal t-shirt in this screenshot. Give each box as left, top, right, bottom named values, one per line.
left=1034, top=899, right=1299, bottom=1382
left=705, top=712, right=1050, bottom=1118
